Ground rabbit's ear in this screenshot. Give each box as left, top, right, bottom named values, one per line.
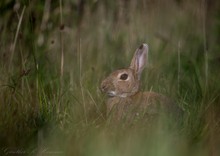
left=130, top=43, right=148, bottom=80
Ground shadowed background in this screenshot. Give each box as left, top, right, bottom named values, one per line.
left=0, top=0, right=220, bottom=155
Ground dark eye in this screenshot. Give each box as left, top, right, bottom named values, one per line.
left=120, top=73, right=128, bottom=80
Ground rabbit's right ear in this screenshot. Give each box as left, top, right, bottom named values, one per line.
left=129, top=43, right=148, bottom=80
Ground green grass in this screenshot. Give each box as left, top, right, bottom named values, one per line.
left=0, top=0, right=220, bottom=155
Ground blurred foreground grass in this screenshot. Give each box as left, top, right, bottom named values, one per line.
left=0, top=0, right=220, bottom=155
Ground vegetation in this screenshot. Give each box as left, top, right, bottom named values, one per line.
left=0, top=0, right=220, bottom=155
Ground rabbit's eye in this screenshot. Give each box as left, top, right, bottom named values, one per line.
left=120, top=73, right=128, bottom=80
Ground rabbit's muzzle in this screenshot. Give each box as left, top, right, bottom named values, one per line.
left=100, top=78, right=115, bottom=97
left=100, top=83, right=108, bottom=93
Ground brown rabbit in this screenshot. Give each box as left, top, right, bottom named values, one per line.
left=100, top=44, right=182, bottom=122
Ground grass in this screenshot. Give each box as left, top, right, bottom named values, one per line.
left=0, top=0, right=220, bottom=155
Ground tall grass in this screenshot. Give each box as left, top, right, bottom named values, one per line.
left=0, top=0, right=220, bottom=155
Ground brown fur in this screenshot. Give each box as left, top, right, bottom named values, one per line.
left=106, top=92, right=180, bottom=121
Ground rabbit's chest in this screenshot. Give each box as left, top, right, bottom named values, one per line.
left=106, top=97, right=145, bottom=120
left=106, top=93, right=166, bottom=121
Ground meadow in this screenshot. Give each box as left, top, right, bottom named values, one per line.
left=0, top=0, right=220, bottom=155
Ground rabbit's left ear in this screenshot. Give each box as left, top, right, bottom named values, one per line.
left=130, top=43, right=148, bottom=80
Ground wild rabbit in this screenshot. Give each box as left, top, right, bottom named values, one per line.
left=100, top=44, right=182, bottom=122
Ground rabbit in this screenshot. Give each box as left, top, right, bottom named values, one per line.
left=100, top=43, right=182, bottom=122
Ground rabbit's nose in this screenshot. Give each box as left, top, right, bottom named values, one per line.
left=100, top=84, right=107, bottom=92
